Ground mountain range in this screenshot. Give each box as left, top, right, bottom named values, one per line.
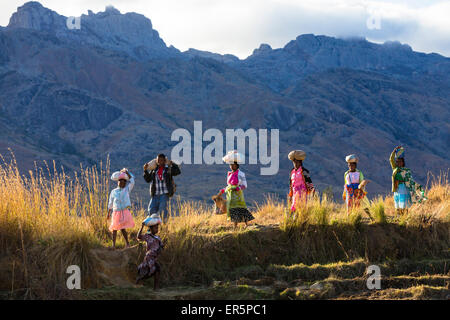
left=0, top=1, right=449, bottom=204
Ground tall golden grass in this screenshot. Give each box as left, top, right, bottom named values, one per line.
left=0, top=153, right=448, bottom=298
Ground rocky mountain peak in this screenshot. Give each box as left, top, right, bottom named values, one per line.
left=7, top=1, right=65, bottom=31
left=184, top=48, right=239, bottom=63
left=104, top=5, right=121, bottom=15
left=6, top=1, right=179, bottom=60
left=252, top=43, right=272, bottom=56
left=382, top=40, right=412, bottom=51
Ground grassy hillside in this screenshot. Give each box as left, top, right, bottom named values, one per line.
left=0, top=155, right=448, bottom=299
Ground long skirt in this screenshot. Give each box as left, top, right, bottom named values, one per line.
left=291, top=185, right=308, bottom=212
left=229, top=207, right=255, bottom=223
left=109, top=209, right=135, bottom=232
left=394, top=183, right=412, bottom=209
left=226, top=187, right=255, bottom=223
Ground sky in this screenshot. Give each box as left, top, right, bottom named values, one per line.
left=1, top=0, right=449, bottom=59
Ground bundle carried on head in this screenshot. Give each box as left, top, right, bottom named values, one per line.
left=143, top=214, right=162, bottom=226
left=222, top=150, right=244, bottom=164
left=345, top=154, right=358, bottom=163
left=111, top=171, right=129, bottom=181
left=395, top=147, right=405, bottom=159
left=288, top=150, right=306, bottom=161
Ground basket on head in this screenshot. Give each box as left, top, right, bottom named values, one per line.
left=222, top=150, right=244, bottom=164
left=288, top=150, right=306, bottom=161
left=395, top=147, right=405, bottom=159
left=345, top=154, right=358, bottom=163
left=143, top=214, right=162, bottom=226
left=111, top=171, right=129, bottom=181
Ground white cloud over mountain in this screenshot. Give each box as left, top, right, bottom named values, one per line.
left=1, top=0, right=449, bottom=58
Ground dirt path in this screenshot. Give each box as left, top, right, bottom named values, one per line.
left=86, top=221, right=450, bottom=300
left=90, top=245, right=142, bottom=287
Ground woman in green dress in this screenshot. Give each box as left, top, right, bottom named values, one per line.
left=219, top=151, right=255, bottom=228
left=389, top=146, right=426, bottom=215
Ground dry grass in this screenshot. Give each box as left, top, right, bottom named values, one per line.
left=0, top=153, right=448, bottom=299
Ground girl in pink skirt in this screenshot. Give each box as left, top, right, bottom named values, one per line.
left=107, top=168, right=135, bottom=250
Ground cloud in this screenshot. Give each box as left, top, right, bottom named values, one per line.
left=1, top=0, right=449, bottom=58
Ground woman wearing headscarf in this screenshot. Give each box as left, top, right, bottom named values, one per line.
left=288, top=150, right=315, bottom=213
left=390, top=146, right=426, bottom=215
left=343, top=154, right=367, bottom=214
left=219, top=150, right=255, bottom=228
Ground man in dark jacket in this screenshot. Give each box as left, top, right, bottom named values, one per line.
left=143, top=154, right=181, bottom=220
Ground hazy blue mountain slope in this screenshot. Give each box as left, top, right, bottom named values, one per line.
left=0, top=2, right=448, bottom=203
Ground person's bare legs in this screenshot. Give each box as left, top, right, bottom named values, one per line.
left=154, top=271, right=160, bottom=290
left=112, top=230, right=117, bottom=250
left=347, top=198, right=353, bottom=216
left=347, top=204, right=353, bottom=216
left=121, top=229, right=129, bottom=248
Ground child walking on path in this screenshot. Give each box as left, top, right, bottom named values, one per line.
left=107, top=168, right=135, bottom=250
left=136, top=214, right=164, bottom=290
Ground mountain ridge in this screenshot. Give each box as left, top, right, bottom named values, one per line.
left=7, top=1, right=180, bottom=60
left=0, top=1, right=448, bottom=203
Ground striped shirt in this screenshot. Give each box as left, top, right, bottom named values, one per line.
left=151, top=166, right=169, bottom=195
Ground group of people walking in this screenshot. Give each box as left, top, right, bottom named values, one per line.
left=105, top=146, right=426, bottom=289
left=287, top=149, right=369, bottom=214
left=287, top=146, right=426, bottom=215
left=106, top=153, right=180, bottom=249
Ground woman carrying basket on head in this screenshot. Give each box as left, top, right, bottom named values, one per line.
left=107, top=168, right=136, bottom=250
left=342, top=154, right=368, bottom=214
left=389, top=146, right=426, bottom=215
left=218, top=150, right=255, bottom=228
left=288, top=150, right=315, bottom=213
